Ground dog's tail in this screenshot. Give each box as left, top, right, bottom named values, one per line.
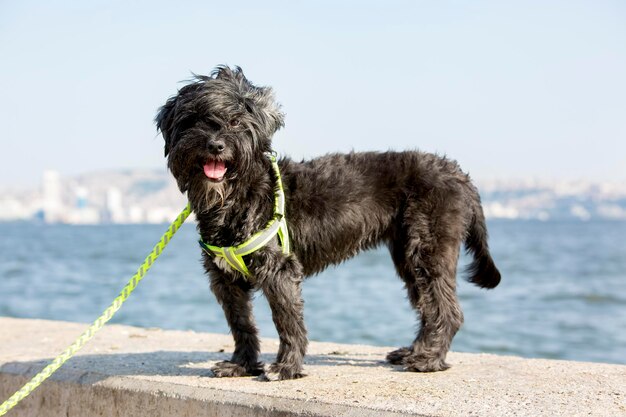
left=464, top=185, right=501, bottom=289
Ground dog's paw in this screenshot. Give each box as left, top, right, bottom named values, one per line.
left=257, top=363, right=306, bottom=381
left=211, top=361, right=263, bottom=377
left=386, top=347, right=412, bottom=365
left=403, top=355, right=450, bottom=372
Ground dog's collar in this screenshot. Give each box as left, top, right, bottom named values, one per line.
left=198, top=153, right=291, bottom=277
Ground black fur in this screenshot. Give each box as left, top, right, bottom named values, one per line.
left=156, top=66, right=501, bottom=381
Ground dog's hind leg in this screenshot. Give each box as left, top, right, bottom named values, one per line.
left=258, top=257, right=307, bottom=381
left=387, top=210, right=465, bottom=372
left=209, top=272, right=264, bottom=377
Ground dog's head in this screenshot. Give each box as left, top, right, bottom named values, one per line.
left=155, top=66, right=284, bottom=210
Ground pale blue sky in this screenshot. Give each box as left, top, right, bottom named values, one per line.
left=1, top=0, right=625, bottom=187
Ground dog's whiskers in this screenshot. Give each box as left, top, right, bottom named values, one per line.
left=201, top=182, right=225, bottom=210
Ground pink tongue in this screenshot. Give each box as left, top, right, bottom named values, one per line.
left=203, top=160, right=227, bottom=179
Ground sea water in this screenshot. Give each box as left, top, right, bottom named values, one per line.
left=1, top=220, right=625, bottom=364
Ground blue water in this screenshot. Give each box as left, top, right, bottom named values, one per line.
left=1, top=220, right=625, bottom=365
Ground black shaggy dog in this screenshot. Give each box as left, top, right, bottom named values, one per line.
left=156, top=66, right=501, bottom=381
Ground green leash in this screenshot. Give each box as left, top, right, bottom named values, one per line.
left=0, top=203, right=192, bottom=416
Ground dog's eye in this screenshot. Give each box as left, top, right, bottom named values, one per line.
left=229, top=119, right=241, bottom=128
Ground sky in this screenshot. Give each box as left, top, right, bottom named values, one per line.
left=1, top=0, right=625, bottom=187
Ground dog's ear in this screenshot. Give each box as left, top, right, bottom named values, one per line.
left=245, top=86, right=285, bottom=137
left=155, top=96, right=177, bottom=157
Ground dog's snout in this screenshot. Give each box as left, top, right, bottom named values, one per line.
left=207, top=139, right=225, bottom=154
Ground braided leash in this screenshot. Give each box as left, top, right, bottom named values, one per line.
left=0, top=203, right=192, bottom=416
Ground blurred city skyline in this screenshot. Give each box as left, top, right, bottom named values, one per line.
left=2, top=166, right=625, bottom=224
left=1, top=1, right=625, bottom=188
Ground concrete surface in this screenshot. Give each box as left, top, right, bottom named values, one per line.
left=0, top=317, right=624, bottom=417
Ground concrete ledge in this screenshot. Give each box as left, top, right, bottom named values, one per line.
left=1, top=317, right=624, bottom=416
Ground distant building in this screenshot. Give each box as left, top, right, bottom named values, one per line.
left=67, top=186, right=100, bottom=224
left=105, top=187, right=126, bottom=223
left=42, top=170, right=62, bottom=223
left=75, top=186, right=88, bottom=209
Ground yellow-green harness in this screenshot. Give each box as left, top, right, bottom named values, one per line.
left=198, top=154, right=290, bottom=277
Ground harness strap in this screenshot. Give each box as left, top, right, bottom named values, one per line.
left=198, top=154, right=290, bottom=277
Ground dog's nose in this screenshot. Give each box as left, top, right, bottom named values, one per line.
left=207, top=140, right=225, bottom=154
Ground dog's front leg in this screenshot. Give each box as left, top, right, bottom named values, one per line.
left=209, top=272, right=264, bottom=377
left=259, top=258, right=307, bottom=381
